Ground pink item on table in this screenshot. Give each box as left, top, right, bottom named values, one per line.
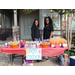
left=55, top=44, right=60, bottom=48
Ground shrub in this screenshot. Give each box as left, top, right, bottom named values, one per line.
left=63, top=31, right=75, bottom=42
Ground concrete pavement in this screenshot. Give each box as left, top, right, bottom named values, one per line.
left=0, top=53, right=60, bottom=66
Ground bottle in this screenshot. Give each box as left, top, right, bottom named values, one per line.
left=19, top=41, right=20, bottom=48
left=24, top=40, right=25, bottom=46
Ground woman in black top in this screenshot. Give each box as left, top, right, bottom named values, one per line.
left=43, top=16, right=54, bottom=41
left=31, top=19, right=40, bottom=62
left=43, top=16, right=54, bottom=60
left=31, top=19, right=40, bottom=41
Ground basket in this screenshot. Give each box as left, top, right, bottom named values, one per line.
left=41, top=43, right=49, bottom=47
left=10, top=44, right=18, bottom=48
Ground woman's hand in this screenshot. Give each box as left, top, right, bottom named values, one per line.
left=50, top=31, right=53, bottom=39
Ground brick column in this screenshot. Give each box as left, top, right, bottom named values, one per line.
left=12, top=26, right=19, bottom=41
left=12, top=9, right=19, bottom=41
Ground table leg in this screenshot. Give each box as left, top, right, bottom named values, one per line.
left=7, top=55, right=24, bottom=66
left=22, top=55, right=23, bottom=64
left=7, top=54, right=14, bottom=66
left=7, top=55, right=11, bottom=66
left=11, top=54, right=14, bottom=65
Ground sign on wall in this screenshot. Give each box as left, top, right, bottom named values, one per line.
left=26, top=48, right=42, bottom=60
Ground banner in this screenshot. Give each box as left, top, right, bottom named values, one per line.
left=26, top=48, right=42, bottom=60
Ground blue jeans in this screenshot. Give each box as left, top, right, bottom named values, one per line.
left=35, top=38, right=40, bottom=62
left=35, top=38, right=40, bottom=41
left=43, top=39, right=49, bottom=42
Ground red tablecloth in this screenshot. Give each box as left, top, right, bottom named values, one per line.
left=1, top=46, right=68, bottom=57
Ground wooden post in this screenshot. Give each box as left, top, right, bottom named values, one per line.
left=69, top=14, right=72, bottom=50
left=65, top=14, right=68, bottom=40
left=60, top=14, right=62, bottom=38
left=67, top=16, right=70, bottom=49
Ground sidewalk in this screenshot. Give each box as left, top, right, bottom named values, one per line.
left=0, top=46, right=69, bottom=66
left=0, top=53, right=60, bottom=66
left=0, top=46, right=60, bottom=66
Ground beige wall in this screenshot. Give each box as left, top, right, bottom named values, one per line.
left=19, top=9, right=39, bottom=40
left=19, top=9, right=61, bottom=40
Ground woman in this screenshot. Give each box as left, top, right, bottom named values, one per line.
left=43, top=16, right=54, bottom=40
left=31, top=19, right=40, bottom=62
left=31, top=19, right=40, bottom=41
left=43, top=16, right=54, bottom=60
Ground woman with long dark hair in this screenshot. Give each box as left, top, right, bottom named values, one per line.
left=31, top=19, right=40, bottom=41
left=43, top=16, right=54, bottom=40
left=43, top=16, right=54, bottom=60
left=31, top=19, right=40, bottom=62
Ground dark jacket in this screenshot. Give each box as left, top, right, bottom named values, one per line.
left=31, top=26, right=40, bottom=41
left=43, top=25, right=54, bottom=39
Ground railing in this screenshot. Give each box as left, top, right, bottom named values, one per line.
left=0, top=28, right=75, bottom=44
left=0, top=27, right=12, bottom=40
left=40, top=29, right=75, bottom=44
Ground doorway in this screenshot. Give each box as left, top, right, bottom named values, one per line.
left=19, top=10, right=39, bottom=40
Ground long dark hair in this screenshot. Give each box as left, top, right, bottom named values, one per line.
left=32, top=19, right=39, bottom=28
left=44, top=16, right=53, bottom=27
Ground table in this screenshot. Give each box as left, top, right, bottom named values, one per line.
left=0, top=46, right=68, bottom=65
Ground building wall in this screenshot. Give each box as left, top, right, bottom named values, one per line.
left=19, top=9, right=61, bottom=40
left=5, top=15, right=11, bottom=27
left=19, top=9, right=39, bottom=40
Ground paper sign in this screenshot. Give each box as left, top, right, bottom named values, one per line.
left=26, top=48, right=42, bottom=60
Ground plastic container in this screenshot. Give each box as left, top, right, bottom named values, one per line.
left=36, top=43, right=40, bottom=47
left=41, top=43, right=49, bottom=47
left=51, top=44, right=55, bottom=47
left=70, top=56, right=75, bottom=66
left=63, top=44, right=67, bottom=47
left=10, top=44, right=18, bottom=48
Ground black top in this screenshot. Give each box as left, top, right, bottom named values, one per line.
left=43, top=25, right=54, bottom=39
left=31, top=26, right=40, bottom=41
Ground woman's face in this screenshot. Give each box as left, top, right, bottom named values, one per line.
left=46, top=19, right=49, bottom=25
left=35, top=20, right=38, bottom=26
